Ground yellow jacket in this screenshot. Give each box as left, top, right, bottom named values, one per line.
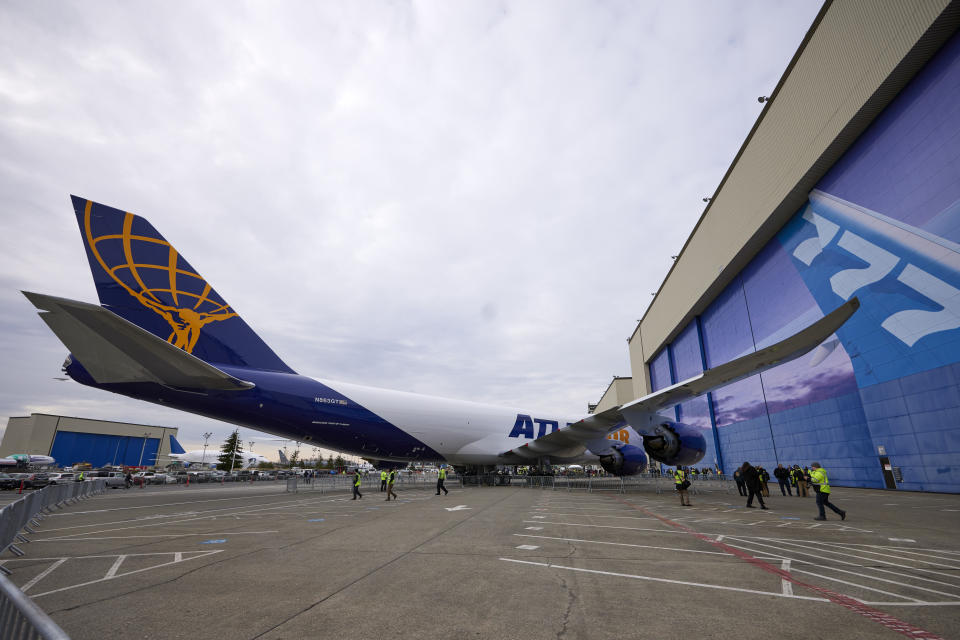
left=809, top=467, right=830, bottom=493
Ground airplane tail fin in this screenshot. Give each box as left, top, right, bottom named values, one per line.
left=71, top=196, right=294, bottom=373
left=278, top=449, right=289, bottom=465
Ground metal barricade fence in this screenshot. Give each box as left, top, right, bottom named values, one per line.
left=0, top=478, right=108, bottom=640
left=0, top=572, right=70, bottom=640
left=0, top=479, right=107, bottom=561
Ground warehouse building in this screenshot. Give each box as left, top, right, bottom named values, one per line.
left=618, top=1, right=960, bottom=492
left=0, top=413, right=185, bottom=468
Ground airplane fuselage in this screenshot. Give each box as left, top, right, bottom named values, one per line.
left=66, top=359, right=593, bottom=466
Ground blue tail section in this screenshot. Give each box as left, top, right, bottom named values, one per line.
left=71, top=195, right=295, bottom=373
left=169, top=435, right=187, bottom=455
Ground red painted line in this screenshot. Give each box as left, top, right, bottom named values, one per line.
left=610, top=496, right=945, bottom=640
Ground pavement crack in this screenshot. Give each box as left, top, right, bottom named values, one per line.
left=247, top=490, right=520, bottom=640
left=556, top=574, right=576, bottom=640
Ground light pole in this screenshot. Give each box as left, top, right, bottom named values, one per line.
left=201, top=432, right=213, bottom=468
left=138, top=432, right=150, bottom=467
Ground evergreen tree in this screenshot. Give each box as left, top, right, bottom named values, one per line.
left=325, top=455, right=334, bottom=468
left=333, top=454, right=346, bottom=470
left=217, top=431, right=244, bottom=471
left=288, top=450, right=300, bottom=467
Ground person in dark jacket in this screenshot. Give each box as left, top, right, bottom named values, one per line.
left=774, top=464, right=792, bottom=496
left=733, top=468, right=747, bottom=496
left=740, top=462, right=767, bottom=509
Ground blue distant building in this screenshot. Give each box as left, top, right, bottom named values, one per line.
left=622, top=6, right=960, bottom=493
left=0, top=413, right=184, bottom=468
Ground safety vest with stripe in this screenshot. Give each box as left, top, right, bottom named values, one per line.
left=809, top=467, right=830, bottom=493
left=438, top=468, right=446, bottom=480
left=674, top=469, right=685, bottom=485
left=354, top=473, right=362, bottom=487
left=380, top=471, right=387, bottom=480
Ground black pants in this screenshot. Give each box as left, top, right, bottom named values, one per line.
left=746, top=486, right=765, bottom=508
left=778, top=480, right=792, bottom=496
left=735, top=480, right=747, bottom=496
left=816, top=491, right=844, bottom=518
left=352, top=484, right=362, bottom=499
left=380, top=479, right=386, bottom=491
left=436, top=479, right=448, bottom=495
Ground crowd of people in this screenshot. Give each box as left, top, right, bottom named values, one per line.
left=673, top=461, right=847, bottom=521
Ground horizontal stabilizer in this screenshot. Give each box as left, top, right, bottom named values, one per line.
left=23, top=291, right=254, bottom=392
left=500, top=298, right=860, bottom=459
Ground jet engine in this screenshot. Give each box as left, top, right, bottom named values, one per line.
left=597, top=443, right=648, bottom=476
left=640, top=421, right=706, bottom=467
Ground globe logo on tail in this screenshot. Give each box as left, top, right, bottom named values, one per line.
left=82, top=201, right=237, bottom=353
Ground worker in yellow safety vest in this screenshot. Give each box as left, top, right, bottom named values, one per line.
left=385, top=469, right=398, bottom=501
left=674, top=468, right=691, bottom=506
left=352, top=470, right=363, bottom=500
left=809, top=462, right=846, bottom=521
left=380, top=469, right=387, bottom=492
left=436, top=466, right=448, bottom=496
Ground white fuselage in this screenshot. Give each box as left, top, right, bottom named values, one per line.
left=168, top=450, right=269, bottom=469
left=317, top=378, right=622, bottom=465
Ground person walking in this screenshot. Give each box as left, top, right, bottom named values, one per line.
left=674, top=467, right=692, bottom=506
left=385, top=469, right=398, bottom=501
left=436, top=465, right=449, bottom=496
left=380, top=469, right=387, bottom=492
left=774, top=464, right=792, bottom=496
left=809, top=462, right=846, bottom=521
left=740, top=462, right=767, bottom=510
left=733, top=468, right=747, bottom=496
left=352, top=470, right=363, bottom=500
left=758, top=466, right=770, bottom=496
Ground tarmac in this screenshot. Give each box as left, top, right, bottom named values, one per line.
left=2, top=479, right=958, bottom=639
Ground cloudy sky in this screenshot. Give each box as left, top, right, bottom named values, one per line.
left=0, top=1, right=823, bottom=458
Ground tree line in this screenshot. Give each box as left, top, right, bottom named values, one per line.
left=216, top=431, right=348, bottom=471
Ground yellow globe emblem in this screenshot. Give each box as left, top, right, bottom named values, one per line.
left=82, top=200, right=237, bottom=354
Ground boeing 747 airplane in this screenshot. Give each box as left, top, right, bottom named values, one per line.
left=23, top=197, right=859, bottom=474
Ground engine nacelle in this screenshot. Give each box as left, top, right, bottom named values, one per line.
left=597, top=443, right=648, bottom=476
left=641, top=421, right=706, bottom=467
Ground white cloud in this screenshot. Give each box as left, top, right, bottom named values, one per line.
left=0, top=0, right=823, bottom=456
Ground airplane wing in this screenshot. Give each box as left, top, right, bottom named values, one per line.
left=23, top=291, right=254, bottom=391
left=501, top=297, right=860, bottom=460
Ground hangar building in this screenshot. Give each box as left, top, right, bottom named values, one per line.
left=608, top=1, right=960, bottom=492
left=0, top=413, right=185, bottom=468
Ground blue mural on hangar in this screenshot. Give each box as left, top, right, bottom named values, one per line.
left=651, top=31, right=960, bottom=492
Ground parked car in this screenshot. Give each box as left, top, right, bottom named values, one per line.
left=135, top=472, right=174, bottom=485
left=0, top=473, right=20, bottom=490
left=44, top=472, right=75, bottom=485
left=84, top=471, right=127, bottom=488
left=7, top=473, right=43, bottom=489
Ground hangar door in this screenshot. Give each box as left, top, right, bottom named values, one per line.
left=50, top=432, right=159, bottom=467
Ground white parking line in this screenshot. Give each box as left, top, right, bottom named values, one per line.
left=105, top=555, right=126, bottom=579
left=781, top=560, right=793, bottom=596
left=499, top=558, right=828, bottom=602
left=730, top=538, right=960, bottom=599
left=19, top=558, right=67, bottom=593
left=513, top=534, right=731, bottom=556
left=35, top=531, right=279, bottom=542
